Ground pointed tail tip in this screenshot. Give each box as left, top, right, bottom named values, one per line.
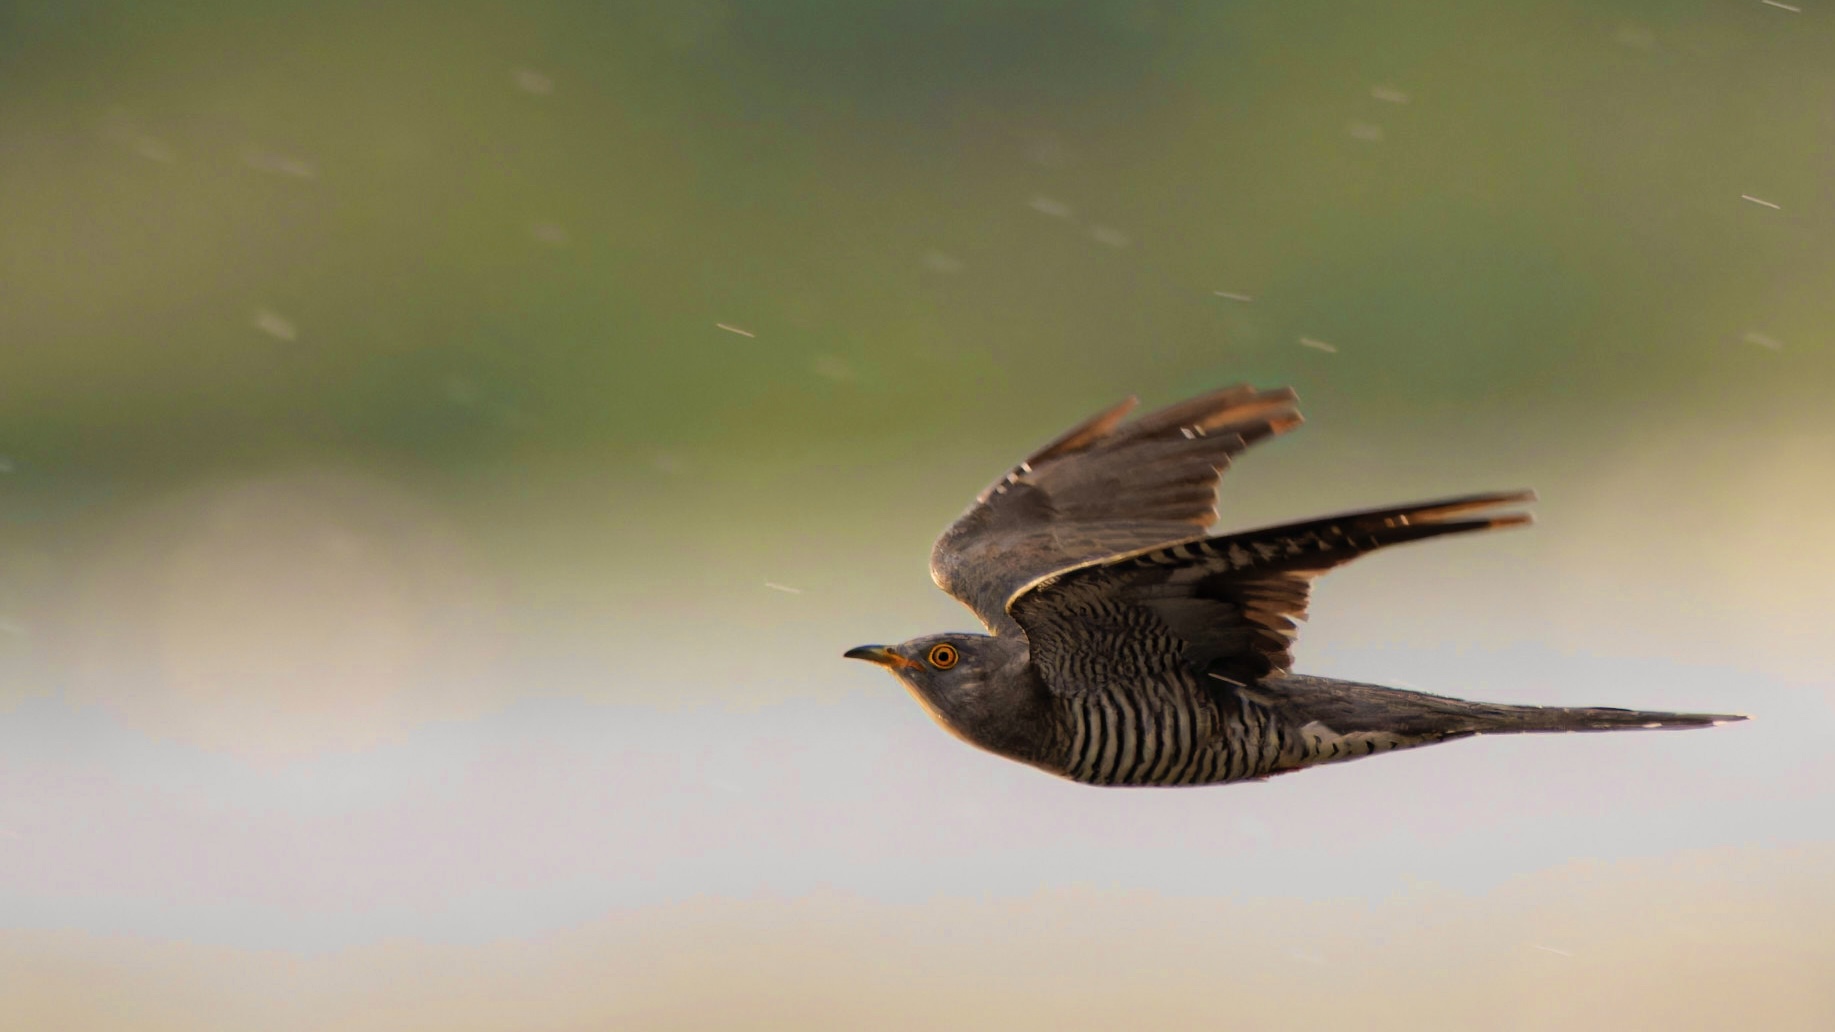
left=1661, top=711, right=1749, bottom=729
left=1520, top=707, right=1753, bottom=733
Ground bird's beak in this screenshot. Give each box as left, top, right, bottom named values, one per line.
left=844, top=645, right=917, bottom=670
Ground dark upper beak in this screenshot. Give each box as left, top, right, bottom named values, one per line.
left=844, top=645, right=915, bottom=670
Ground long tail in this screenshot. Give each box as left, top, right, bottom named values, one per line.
left=1251, top=675, right=1747, bottom=771
left=1444, top=701, right=1746, bottom=734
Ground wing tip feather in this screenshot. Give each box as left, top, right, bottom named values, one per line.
left=1025, top=395, right=1139, bottom=464
left=1401, top=489, right=1537, bottom=523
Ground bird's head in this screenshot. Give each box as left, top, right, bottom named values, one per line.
left=843, top=633, right=994, bottom=697
left=845, top=631, right=1037, bottom=730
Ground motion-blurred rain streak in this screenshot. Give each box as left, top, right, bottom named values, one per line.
left=252, top=309, right=298, bottom=342
left=512, top=67, right=556, bottom=95
left=1089, top=225, right=1132, bottom=248
left=1027, top=195, right=1073, bottom=218
left=239, top=147, right=318, bottom=180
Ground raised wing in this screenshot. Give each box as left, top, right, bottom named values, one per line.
left=930, top=384, right=1302, bottom=635
left=1008, top=491, right=1534, bottom=695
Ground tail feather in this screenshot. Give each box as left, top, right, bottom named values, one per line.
left=1465, top=703, right=1747, bottom=734
left=1251, top=674, right=1747, bottom=772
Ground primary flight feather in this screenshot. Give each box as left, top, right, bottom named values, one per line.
left=846, top=384, right=1744, bottom=787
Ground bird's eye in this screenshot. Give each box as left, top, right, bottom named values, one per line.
left=927, top=643, right=959, bottom=669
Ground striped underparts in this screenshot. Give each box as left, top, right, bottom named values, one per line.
left=1052, top=675, right=1406, bottom=786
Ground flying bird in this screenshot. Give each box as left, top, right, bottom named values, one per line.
left=846, top=384, right=1744, bottom=787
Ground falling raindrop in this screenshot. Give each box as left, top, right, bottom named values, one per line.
left=1090, top=225, right=1132, bottom=248
left=921, top=250, right=965, bottom=274
left=513, top=68, right=556, bottom=95
left=253, top=309, right=299, bottom=341
left=1027, top=195, right=1073, bottom=219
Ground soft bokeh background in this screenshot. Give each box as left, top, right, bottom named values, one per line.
left=4, top=1, right=1834, bottom=1027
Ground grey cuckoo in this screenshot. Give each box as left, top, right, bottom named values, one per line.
left=845, top=384, right=1745, bottom=787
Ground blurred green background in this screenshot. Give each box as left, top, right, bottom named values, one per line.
left=3, top=1, right=1833, bottom=1028
left=7, top=0, right=1831, bottom=474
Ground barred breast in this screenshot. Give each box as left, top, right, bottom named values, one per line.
left=1048, top=673, right=1300, bottom=787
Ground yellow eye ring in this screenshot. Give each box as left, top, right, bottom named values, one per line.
left=927, top=643, right=959, bottom=670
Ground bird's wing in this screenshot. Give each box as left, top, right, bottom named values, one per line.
left=1007, top=492, right=1534, bottom=696
left=930, top=384, right=1302, bottom=635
